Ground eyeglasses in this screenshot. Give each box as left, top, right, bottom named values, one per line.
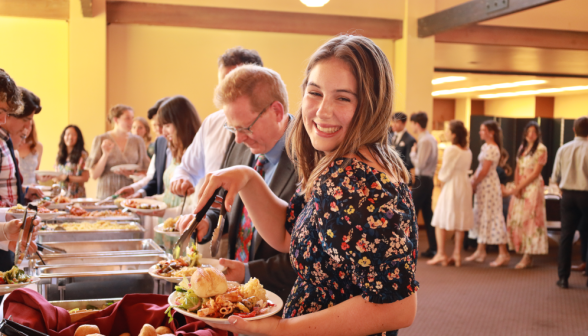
left=223, top=102, right=273, bottom=135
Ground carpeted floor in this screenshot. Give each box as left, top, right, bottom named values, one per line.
left=401, top=229, right=588, bottom=336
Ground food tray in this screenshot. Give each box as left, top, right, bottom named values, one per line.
left=37, top=262, right=156, bottom=278
left=54, top=214, right=139, bottom=222
left=38, top=222, right=144, bottom=242
left=36, top=239, right=165, bottom=258
left=49, top=297, right=122, bottom=322
left=34, top=254, right=165, bottom=268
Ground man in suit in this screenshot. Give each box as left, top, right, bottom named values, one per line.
left=177, top=64, right=297, bottom=303
left=389, top=112, right=416, bottom=175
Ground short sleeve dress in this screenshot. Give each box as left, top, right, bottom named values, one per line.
left=469, top=144, right=508, bottom=245
left=56, top=151, right=89, bottom=198
left=87, top=133, right=149, bottom=199
left=284, top=158, right=419, bottom=336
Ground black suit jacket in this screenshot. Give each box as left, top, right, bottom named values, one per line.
left=141, top=136, right=168, bottom=196
left=202, top=139, right=298, bottom=304
left=388, top=130, right=416, bottom=171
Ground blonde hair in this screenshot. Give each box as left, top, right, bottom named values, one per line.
left=108, top=104, right=133, bottom=124
left=133, top=116, right=152, bottom=143
left=287, top=35, right=409, bottom=199
left=214, top=64, right=288, bottom=114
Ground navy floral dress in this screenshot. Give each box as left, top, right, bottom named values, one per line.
left=284, top=158, right=419, bottom=336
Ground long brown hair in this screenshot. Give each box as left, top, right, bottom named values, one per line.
left=24, top=121, right=39, bottom=154
left=449, top=120, right=468, bottom=148
left=287, top=35, right=409, bottom=199
left=517, top=121, right=541, bottom=159
left=482, top=120, right=503, bottom=152
left=157, top=96, right=201, bottom=162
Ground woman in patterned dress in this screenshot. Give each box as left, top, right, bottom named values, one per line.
left=466, top=120, right=511, bottom=267
left=53, top=125, right=89, bottom=198
left=194, top=35, right=418, bottom=336
left=505, top=121, right=548, bottom=269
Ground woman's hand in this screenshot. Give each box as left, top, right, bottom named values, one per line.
left=52, top=174, right=68, bottom=183
left=206, top=315, right=282, bottom=336
left=101, top=139, right=114, bottom=156
left=25, top=187, right=44, bottom=201
left=512, top=185, right=524, bottom=198
left=116, top=186, right=136, bottom=198
left=196, top=166, right=257, bottom=214
left=4, top=217, right=41, bottom=241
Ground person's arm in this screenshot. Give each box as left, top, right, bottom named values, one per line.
left=437, top=146, right=456, bottom=183
left=550, top=148, right=562, bottom=185
left=170, top=123, right=207, bottom=196
left=471, top=160, right=492, bottom=191
left=196, top=166, right=290, bottom=253
left=89, top=136, right=112, bottom=179
left=514, top=147, right=547, bottom=196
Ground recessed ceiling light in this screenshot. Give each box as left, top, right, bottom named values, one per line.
left=479, top=85, right=588, bottom=98
left=300, top=0, right=330, bottom=7
left=432, top=80, right=546, bottom=96
left=432, top=76, right=466, bottom=85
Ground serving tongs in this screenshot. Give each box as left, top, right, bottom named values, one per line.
left=36, top=243, right=67, bottom=254
left=171, top=188, right=222, bottom=260
left=210, top=189, right=227, bottom=257
left=96, top=194, right=121, bottom=205
left=14, top=204, right=38, bottom=265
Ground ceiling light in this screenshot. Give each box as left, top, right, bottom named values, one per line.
left=432, top=80, right=546, bottom=96
left=432, top=76, right=466, bottom=85
left=300, top=0, right=330, bottom=7
left=479, top=85, right=588, bottom=98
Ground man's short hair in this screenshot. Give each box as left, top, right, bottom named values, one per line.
left=214, top=64, right=288, bottom=114
left=0, top=69, right=23, bottom=114
left=218, top=47, right=263, bottom=68
left=147, top=97, right=169, bottom=120
left=574, top=116, right=588, bottom=137
left=16, top=87, right=42, bottom=119
left=410, top=112, right=428, bottom=129
left=393, top=112, right=407, bottom=123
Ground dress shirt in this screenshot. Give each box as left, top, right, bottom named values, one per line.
left=171, top=110, right=232, bottom=188
left=409, top=130, right=438, bottom=177
left=0, top=128, right=19, bottom=207
left=551, top=136, right=588, bottom=191
left=0, top=208, right=8, bottom=251
left=392, top=129, right=406, bottom=146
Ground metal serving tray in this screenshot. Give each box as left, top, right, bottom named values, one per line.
left=36, top=239, right=164, bottom=258
left=34, top=254, right=164, bottom=267
left=38, top=222, right=144, bottom=242
left=49, top=297, right=122, bottom=310
left=53, top=214, right=140, bottom=222
left=37, top=261, right=156, bottom=278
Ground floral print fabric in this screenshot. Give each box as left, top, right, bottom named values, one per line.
left=284, top=158, right=419, bottom=336
left=56, top=151, right=88, bottom=198
left=507, top=143, right=548, bottom=254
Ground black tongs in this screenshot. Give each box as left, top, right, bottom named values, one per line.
left=172, top=188, right=222, bottom=259
left=14, top=204, right=38, bottom=265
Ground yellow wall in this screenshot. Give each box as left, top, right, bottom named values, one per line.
left=0, top=16, right=69, bottom=172
left=107, top=24, right=395, bottom=125
left=484, top=96, right=535, bottom=118
left=554, top=94, right=588, bottom=119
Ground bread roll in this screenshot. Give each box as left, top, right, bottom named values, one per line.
left=155, top=327, right=172, bottom=335
left=191, top=267, right=228, bottom=298
left=139, top=325, right=157, bottom=336
left=74, top=325, right=100, bottom=336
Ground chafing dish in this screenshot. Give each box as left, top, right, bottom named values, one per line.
left=36, top=239, right=164, bottom=258
left=37, top=261, right=157, bottom=278
left=38, top=222, right=144, bottom=242
left=49, top=297, right=122, bottom=322
left=34, top=254, right=164, bottom=267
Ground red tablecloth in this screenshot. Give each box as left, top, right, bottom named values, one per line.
left=3, top=289, right=228, bottom=336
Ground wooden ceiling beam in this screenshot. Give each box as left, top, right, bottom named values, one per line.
left=436, top=25, right=588, bottom=51
left=106, top=1, right=403, bottom=40
left=0, top=0, right=68, bottom=20
left=418, top=0, right=560, bottom=38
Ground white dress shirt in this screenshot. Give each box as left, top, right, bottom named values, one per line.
left=551, top=136, right=588, bottom=191
left=409, top=130, right=438, bottom=177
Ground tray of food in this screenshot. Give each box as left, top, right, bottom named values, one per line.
left=35, top=195, right=72, bottom=210
left=57, top=204, right=137, bottom=221
left=49, top=298, right=121, bottom=323
left=121, top=199, right=167, bottom=214
left=37, top=262, right=156, bottom=278
left=0, top=266, right=39, bottom=295
left=148, top=244, right=223, bottom=283
left=34, top=254, right=165, bottom=268
left=35, top=239, right=165, bottom=258
left=8, top=204, right=66, bottom=220
left=168, top=268, right=282, bottom=324
left=39, top=221, right=144, bottom=242
left=154, top=217, right=180, bottom=236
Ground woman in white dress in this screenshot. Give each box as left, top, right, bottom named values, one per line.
left=466, top=120, right=510, bottom=267
left=428, top=121, right=473, bottom=267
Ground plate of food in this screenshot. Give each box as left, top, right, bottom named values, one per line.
left=122, top=199, right=167, bottom=214
left=8, top=204, right=66, bottom=220
left=35, top=195, right=72, bottom=210
left=168, top=268, right=282, bottom=324
left=111, top=164, right=140, bottom=173
left=63, top=204, right=135, bottom=220
left=0, top=266, right=40, bottom=295
left=44, top=221, right=141, bottom=232
left=154, top=217, right=181, bottom=236
left=34, top=170, right=61, bottom=178
left=149, top=244, right=224, bottom=283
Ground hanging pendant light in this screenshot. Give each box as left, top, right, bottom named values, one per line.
left=300, top=0, right=330, bottom=7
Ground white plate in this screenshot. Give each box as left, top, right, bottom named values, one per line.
left=154, top=223, right=180, bottom=237
left=111, top=164, right=140, bottom=172
left=169, top=290, right=283, bottom=324
left=8, top=211, right=66, bottom=220
left=34, top=171, right=61, bottom=177
left=0, top=277, right=39, bottom=295
left=122, top=199, right=167, bottom=214
left=70, top=198, right=100, bottom=204
left=148, top=258, right=225, bottom=283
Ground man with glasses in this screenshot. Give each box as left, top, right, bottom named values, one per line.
left=176, top=64, right=297, bottom=304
